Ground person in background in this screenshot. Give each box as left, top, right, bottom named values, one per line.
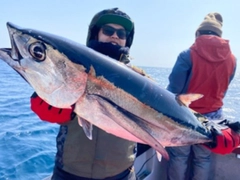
left=166, top=12, right=238, bottom=180
left=30, top=7, right=141, bottom=180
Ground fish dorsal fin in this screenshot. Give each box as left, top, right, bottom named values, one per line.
left=77, top=116, right=93, bottom=140
left=176, top=93, right=203, bottom=107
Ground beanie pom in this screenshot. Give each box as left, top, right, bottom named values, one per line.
left=205, top=12, right=223, bottom=25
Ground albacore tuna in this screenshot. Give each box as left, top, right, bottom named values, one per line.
left=0, top=22, right=213, bottom=159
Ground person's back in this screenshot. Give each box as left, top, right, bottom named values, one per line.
left=188, top=34, right=235, bottom=114
left=167, top=12, right=236, bottom=117
left=166, top=12, right=236, bottom=180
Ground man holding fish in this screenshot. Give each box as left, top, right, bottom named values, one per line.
left=31, top=7, right=139, bottom=180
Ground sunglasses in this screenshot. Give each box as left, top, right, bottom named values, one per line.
left=101, top=25, right=129, bottom=40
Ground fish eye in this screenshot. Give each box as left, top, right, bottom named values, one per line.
left=28, top=42, right=46, bottom=61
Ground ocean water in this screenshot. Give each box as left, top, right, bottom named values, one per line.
left=0, top=61, right=239, bottom=180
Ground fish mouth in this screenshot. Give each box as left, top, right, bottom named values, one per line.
left=0, top=22, right=23, bottom=62
left=0, top=23, right=29, bottom=81
left=7, top=22, right=23, bottom=61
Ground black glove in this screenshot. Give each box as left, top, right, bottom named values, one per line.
left=218, top=119, right=240, bottom=133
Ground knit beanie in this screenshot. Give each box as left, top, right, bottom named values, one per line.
left=196, top=12, right=223, bottom=37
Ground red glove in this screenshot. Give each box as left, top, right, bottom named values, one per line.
left=205, top=128, right=240, bottom=155
left=30, top=92, right=75, bottom=124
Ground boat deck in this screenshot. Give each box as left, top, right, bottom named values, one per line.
left=134, top=147, right=240, bottom=180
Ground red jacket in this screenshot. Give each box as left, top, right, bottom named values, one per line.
left=188, top=35, right=236, bottom=113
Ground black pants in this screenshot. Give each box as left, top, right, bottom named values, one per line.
left=51, top=166, right=136, bottom=180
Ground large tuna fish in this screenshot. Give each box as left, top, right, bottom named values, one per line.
left=0, top=22, right=213, bottom=159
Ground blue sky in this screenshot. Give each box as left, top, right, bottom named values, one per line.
left=1, top=0, right=239, bottom=68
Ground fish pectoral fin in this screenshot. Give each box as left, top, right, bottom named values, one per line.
left=77, top=116, right=93, bottom=140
